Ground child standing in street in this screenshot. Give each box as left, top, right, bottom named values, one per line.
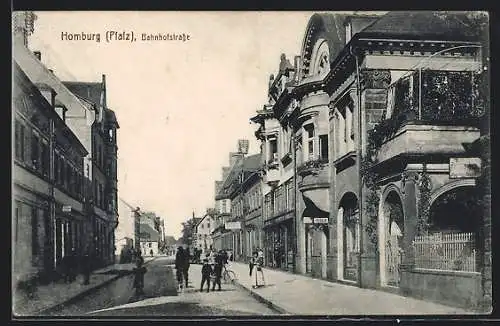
left=133, top=256, right=147, bottom=296
left=200, top=258, right=212, bottom=293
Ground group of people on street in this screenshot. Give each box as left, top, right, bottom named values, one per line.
left=200, top=248, right=229, bottom=293
left=175, top=245, right=232, bottom=293
left=59, top=247, right=94, bottom=286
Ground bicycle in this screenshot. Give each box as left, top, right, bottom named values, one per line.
left=222, top=264, right=236, bottom=284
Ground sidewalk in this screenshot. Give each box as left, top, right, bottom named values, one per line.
left=228, top=261, right=475, bottom=315
left=13, top=256, right=157, bottom=317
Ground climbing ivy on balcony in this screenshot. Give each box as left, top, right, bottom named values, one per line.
left=296, top=157, right=329, bottom=176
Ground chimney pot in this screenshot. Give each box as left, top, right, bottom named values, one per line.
left=33, top=51, right=41, bottom=60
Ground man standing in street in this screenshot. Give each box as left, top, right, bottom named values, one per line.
left=175, top=246, right=185, bottom=291
left=81, top=247, right=91, bottom=285
left=212, top=250, right=223, bottom=291
left=182, top=246, right=191, bottom=288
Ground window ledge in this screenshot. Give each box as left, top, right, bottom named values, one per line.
left=333, top=150, right=357, bottom=173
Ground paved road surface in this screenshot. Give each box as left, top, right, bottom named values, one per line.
left=47, top=256, right=277, bottom=316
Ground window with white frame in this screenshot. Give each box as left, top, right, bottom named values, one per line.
left=334, top=101, right=355, bottom=160
left=304, top=124, right=315, bottom=161
left=268, top=137, right=278, bottom=163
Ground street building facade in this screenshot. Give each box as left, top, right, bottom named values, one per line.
left=211, top=150, right=243, bottom=255
left=115, top=197, right=137, bottom=260
left=247, top=11, right=489, bottom=309
left=251, top=54, right=299, bottom=271
left=13, top=61, right=88, bottom=287
left=138, top=223, right=160, bottom=257
left=13, top=11, right=120, bottom=278
left=63, top=78, right=120, bottom=267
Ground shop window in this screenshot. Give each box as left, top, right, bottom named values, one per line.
left=15, top=120, right=25, bottom=162
left=66, top=164, right=72, bottom=191
left=31, top=133, right=40, bottom=171
left=60, top=160, right=66, bottom=188
left=54, top=153, right=59, bottom=184
left=31, top=206, right=39, bottom=257
left=41, top=141, right=49, bottom=177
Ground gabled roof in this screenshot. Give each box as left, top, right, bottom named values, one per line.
left=62, top=81, right=103, bottom=107
left=138, top=223, right=160, bottom=242
left=119, top=197, right=137, bottom=211
left=106, top=109, right=120, bottom=128
left=216, top=153, right=262, bottom=200
left=192, top=217, right=202, bottom=226
left=13, top=61, right=88, bottom=156
left=357, top=11, right=484, bottom=42
left=12, top=41, right=94, bottom=139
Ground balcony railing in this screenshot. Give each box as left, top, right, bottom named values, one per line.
left=368, top=70, right=483, bottom=163
left=389, top=70, right=483, bottom=129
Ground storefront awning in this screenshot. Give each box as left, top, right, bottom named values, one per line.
left=302, top=195, right=329, bottom=219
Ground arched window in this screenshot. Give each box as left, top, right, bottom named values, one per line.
left=310, top=40, right=330, bottom=77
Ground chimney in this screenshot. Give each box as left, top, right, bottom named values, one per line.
left=33, top=51, right=41, bottom=60
left=48, top=69, right=54, bottom=74
left=238, top=139, right=249, bottom=155
left=12, top=11, right=37, bottom=47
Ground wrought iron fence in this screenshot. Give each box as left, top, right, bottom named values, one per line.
left=413, top=232, right=478, bottom=273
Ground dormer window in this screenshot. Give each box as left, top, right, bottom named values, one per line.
left=55, top=106, right=66, bottom=122
left=317, top=54, right=329, bottom=75
left=311, top=40, right=330, bottom=77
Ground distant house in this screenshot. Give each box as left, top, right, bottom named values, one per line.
left=139, top=223, right=160, bottom=257
left=164, top=235, right=177, bottom=256
left=193, top=213, right=215, bottom=256
left=115, top=198, right=137, bottom=259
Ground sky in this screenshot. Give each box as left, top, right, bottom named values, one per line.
left=28, top=11, right=315, bottom=239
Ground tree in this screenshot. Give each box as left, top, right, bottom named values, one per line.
left=180, top=218, right=197, bottom=246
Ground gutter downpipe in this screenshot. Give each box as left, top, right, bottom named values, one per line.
left=351, top=44, right=364, bottom=288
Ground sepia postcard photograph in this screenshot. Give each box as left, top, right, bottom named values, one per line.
left=11, top=10, right=491, bottom=319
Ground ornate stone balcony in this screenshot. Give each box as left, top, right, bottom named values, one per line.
left=263, top=166, right=280, bottom=186
left=297, top=158, right=330, bottom=191
left=377, top=123, right=481, bottom=163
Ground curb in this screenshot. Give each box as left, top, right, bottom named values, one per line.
left=33, top=257, right=159, bottom=316
left=232, top=279, right=291, bottom=315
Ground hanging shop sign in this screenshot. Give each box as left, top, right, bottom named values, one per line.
left=225, top=222, right=241, bottom=230
left=312, top=218, right=329, bottom=224
left=449, top=157, right=482, bottom=179
left=62, top=205, right=72, bottom=213
left=303, top=216, right=313, bottom=224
